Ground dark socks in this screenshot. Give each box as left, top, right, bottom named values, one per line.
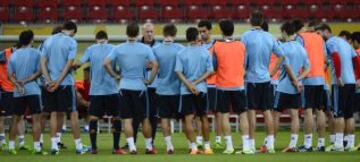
left=89, top=120, right=98, bottom=150
left=112, top=119, right=122, bottom=150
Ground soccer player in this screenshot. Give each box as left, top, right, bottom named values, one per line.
left=75, top=67, right=90, bottom=133
left=7, top=30, right=46, bottom=155
left=175, top=27, right=214, bottom=155
left=316, top=24, right=360, bottom=151
left=0, top=43, right=32, bottom=152
left=152, top=24, right=184, bottom=154
left=338, top=30, right=352, bottom=44
left=351, top=31, right=360, bottom=150
left=74, top=30, right=125, bottom=154
left=40, top=21, right=87, bottom=155
left=293, top=19, right=327, bottom=152
left=208, top=20, right=251, bottom=154
left=261, top=21, right=281, bottom=140
left=38, top=26, right=67, bottom=149
left=272, top=22, right=311, bottom=152
left=104, top=22, right=158, bottom=154
left=198, top=20, right=223, bottom=148
left=128, top=22, right=160, bottom=148
left=241, top=10, right=284, bottom=153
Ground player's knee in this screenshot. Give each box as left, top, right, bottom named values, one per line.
left=89, top=120, right=98, bottom=134
left=112, top=119, right=122, bottom=133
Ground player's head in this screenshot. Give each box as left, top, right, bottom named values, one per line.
left=62, top=21, right=77, bottom=37
left=307, top=20, right=319, bottom=31
left=352, top=32, right=360, bottom=49
left=95, top=30, right=108, bottom=43
left=315, top=23, right=332, bottom=40
left=83, top=66, right=90, bottom=81
left=338, top=30, right=352, bottom=43
left=19, top=30, right=34, bottom=47
left=186, top=27, right=199, bottom=43
left=142, top=22, right=155, bottom=42
left=126, top=22, right=140, bottom=38
left=280, top=21, right=295, bottom=39
left=219, top=19, right=234, bottom=37
left=198, top=20, right=212, bottom=42
left=250, top=10, right=264, bottom=27
left=261, top=21, right=269, bottom=32
left=163, top=23, right=177, bottom=38
left=292, top=19, right=304, bottom=33
left=51, top=25, right=62, bottom=35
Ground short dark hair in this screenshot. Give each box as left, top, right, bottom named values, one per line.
left=186, top=27, right=199, bottom=42
left=126, top=22, right=139, bottom=37
left=338, top=30, right=352, bottom=40
left=219, top=19, right=234, bottom=36
left=315, top=23, right=332, bottom=33
left=19, top=30, right=34, bottom=46
left=51, top=26, right=62, bottom=35
left=308, top=20, right=319, bottom=28
left=351, top=32, right=360, bottom=43
left=250, top=10, right=264, bottom=26
left=163, top=23, right=177, bottom=37
left=198, top=20, right=212, bottom=30
left=261, top=21, right=269, bottom=32
left=96, top=30, right=108, bottom=40
left=281, top=21, right=295, bottom=36
left=292, top=19, right=304, bottom=33
left=63, top=21, right=77, bottom=33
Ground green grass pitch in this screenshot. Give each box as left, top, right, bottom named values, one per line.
left=0, top=131, right=359, bottom=162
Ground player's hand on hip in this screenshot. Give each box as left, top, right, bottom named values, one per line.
left=143, top=79, right=151, bottom=85
left=47, top=81, right=60, bottom=92
left=337, top=78, right=344, bottom=87
left=356, top=80, right=360, bottom=88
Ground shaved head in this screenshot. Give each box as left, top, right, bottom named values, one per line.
left=142, top=23, right=155, bottom=43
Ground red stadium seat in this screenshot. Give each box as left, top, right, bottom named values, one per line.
left=314, top=8, right=334, bottom=21
left=108, top=0, right=131, bottom=7
left=139, top=6, right=159, bottom=21
left=14, top=7, right=34, bottom=23
left=262, top=7, right=282, bottom=22
left=158, top=0, right=180, bottom=7
left=38, top=8, right=58, bottom=23
left=233, top=6, right=250, bottom=20
left=14, top=0, right=34, bottom=8
left=37, top=0, right=57, bottom=8
left=183, top=0, right=206, bottom=6
left=63, top=0, right=81, bottom=7
left=303, top=0, right=324, bottom=5
left=229, top=0, right=250, bottom=6
left=328, top=0, right=346, bottom=5
left=279, top=0, right=301, bottom=6
left=87, top=0, right=106, bottom=7
left=112, top=6, right=135, bottom=23
left=135, top=0, right=155, bottom=7
left=208, top=0, right=227, bottom=6
left=284, top=7, right=310, bottom=20
left=88, top=6, right=108, bottom=23
left=186, top=5, right=208, bottom=21
left=0, top=7, right=9, bottom=22
left=0, top=0, right=9, bottom=7
left=255, top=0, right=276, bottom=6
left=343, top=8, right=360, bottom=20
left=210, top=6, right=233, bottom=20
left=63, top=6, right=82, bottom=22
left=161, top=6, right=184, bottom=22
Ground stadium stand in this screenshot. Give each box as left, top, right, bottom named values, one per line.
left=0, top=0, right=358, bottom=24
